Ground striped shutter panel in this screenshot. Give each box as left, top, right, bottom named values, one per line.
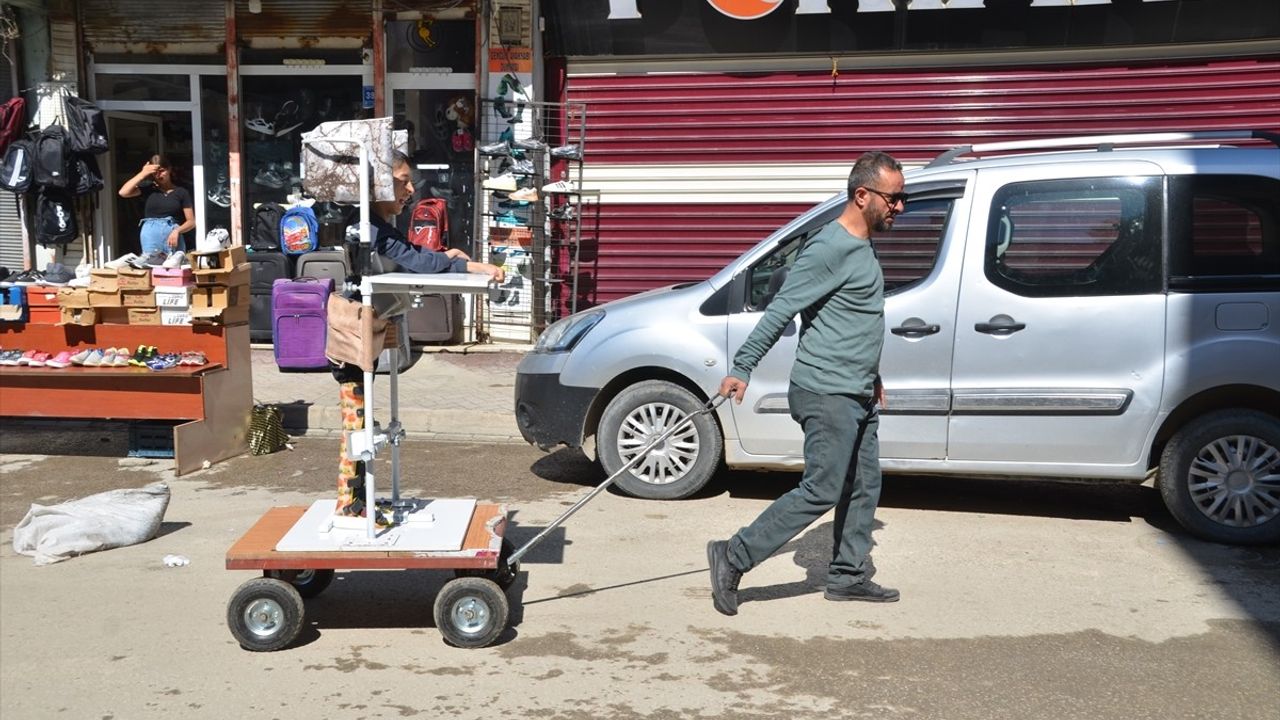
left=563, top=56, right=1280, bottom=308
left=0, top=49, right=20, bottom=271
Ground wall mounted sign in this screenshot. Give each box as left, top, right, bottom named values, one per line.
left=705, top=0, right=784, bottom=20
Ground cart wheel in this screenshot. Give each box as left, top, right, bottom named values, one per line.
left=227, top=578, right=305, bottom=652
left=264, top=568, right=335, bottom=598
left=433, top=577, right=509, bottom=649
left=455, top=538, right=519, bottom=590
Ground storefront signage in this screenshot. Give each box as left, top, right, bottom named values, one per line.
left=706, top=0, right=783, bottom=20
left=488, top=46, right=533, bottom=73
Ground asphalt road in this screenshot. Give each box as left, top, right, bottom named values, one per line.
left=1, top=431, right=1277, bottom=720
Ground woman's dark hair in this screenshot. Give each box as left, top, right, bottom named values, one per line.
left=149, top=154, right=174, bottom=170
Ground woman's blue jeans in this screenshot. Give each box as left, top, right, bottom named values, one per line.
left=139, top=217, right=182, bottom=255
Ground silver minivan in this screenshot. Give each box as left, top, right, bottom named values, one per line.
left=515, top=132, right=1280, bottom=545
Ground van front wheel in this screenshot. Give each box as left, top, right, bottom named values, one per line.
left=598, top=380, right=723, bottom=500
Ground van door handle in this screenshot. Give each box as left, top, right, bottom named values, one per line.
left=891, top=319, right=941, bottom=337
left=974, top=314, right=1026, bottom=335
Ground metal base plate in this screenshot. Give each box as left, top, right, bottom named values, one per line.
left=275, top=498, right=477, bottom=552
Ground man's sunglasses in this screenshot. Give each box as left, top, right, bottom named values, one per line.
left=861, top=187, right=909, bottom=206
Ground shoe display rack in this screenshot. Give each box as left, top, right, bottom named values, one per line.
left=475, top=96, right=588, bottom=342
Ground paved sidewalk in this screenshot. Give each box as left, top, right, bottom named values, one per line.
left=249, top=344, right=529, bottom=442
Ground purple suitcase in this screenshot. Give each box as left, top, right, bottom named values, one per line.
left=272, top=277, right=334, bottom=370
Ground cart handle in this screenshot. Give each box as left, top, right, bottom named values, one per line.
left=506, top=394, right=728, bottom=567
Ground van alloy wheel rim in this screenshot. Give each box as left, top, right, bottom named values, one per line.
left=1188, top=434, right=1280, bottom=528
left=617, top=402, right=699, bottom=486
left=244, top=599, right=284, bottom=638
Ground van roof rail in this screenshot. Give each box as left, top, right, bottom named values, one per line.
left=925, top=130, right=1280, bottom=168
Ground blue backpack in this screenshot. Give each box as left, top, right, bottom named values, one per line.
left=279, top=205, right=319, bottom=255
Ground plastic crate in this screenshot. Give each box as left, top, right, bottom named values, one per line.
left=128, top=423, right=176, bottom=459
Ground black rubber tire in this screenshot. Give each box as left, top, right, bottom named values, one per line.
left=597, top=380, right=723, bottom=500
left=433, top=577, right=509, bottom=649
left=455, top=538, right=519, bottom=590
left=264, top=569, right=335, bottom=599
left=1158, top=409, right=1280, bottom=546
left=227, top=578, right=305, bottom=652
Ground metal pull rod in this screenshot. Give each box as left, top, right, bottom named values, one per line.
left=507, top=394, right=728, bottom=567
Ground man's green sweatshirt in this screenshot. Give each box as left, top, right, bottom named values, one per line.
left=729, top=220, right=885, bottom=398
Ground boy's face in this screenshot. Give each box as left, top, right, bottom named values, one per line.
left=392, top=162, right=415, bottom=214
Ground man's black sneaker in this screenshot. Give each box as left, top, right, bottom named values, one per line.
left=706, top=540, right=742, bottom=616
left=824, top=580, right=900, bottom=603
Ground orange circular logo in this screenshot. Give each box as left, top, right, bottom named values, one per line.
left=706, top=0, right=784, bottom=20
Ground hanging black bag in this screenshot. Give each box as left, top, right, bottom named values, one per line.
left=63, top=96, right=109, bottom=155
left=0, top=138, right=34, bottom=194
left=33, top=125, right=71, bottom=189
left=70, top=153, right=104, bottom=196
left=35, top=188, right=78, bottom=245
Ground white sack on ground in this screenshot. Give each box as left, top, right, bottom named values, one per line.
left=12, top=482, right=171, bottom=565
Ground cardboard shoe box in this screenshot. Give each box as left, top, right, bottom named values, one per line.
left=116, top=265, right=152, bottom=291
left=57, top=286, right=92, bottom=308
left=59, top=306, right=98, bottom=326
left=127, top=307, right=161, bottom=325
left=192, top=246, right=249, bottom=284
left=154, top=285, right=193, bottom=308
left=121, top=289, right=157, bottom=308
left=89, top=268, right=119, bottom=292
left=89, top=289, right=124, bottom=307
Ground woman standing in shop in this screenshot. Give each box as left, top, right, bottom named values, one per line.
left=118, top=154, right=195, bottom=259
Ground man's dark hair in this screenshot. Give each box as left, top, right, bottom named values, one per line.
left=391, top=149, right=411, bottom=168
left=847, top=151, right=903, bottom=197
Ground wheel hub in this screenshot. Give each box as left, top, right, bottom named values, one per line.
left=244, top=599, right=284, bottom=637
left=618, top=402, right=699, bottom=486
left=1188, top=433, right=1280, bottom=529
left=451, top=596, right=490, bottom=636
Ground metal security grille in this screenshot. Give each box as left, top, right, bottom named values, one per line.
left=564, top=55, right=1280, bottom=307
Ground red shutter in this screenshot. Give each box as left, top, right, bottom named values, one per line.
left=561, top=56, right=1280, bottom=309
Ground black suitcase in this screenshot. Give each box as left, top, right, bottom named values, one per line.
left=294, top=247, right=351, bottom=286
left=405, top=293, right=463, bottom=345
left=249, top=251, right=293, bottom=343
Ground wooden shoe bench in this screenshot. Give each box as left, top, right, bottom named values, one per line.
left=0, top=322, right=253, bottom=474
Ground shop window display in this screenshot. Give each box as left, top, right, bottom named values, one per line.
left=201, top=75, right=230, bottom=236
left=394, top=90, right=477, bottom=253
left=240, top=76, right=364, bottom=235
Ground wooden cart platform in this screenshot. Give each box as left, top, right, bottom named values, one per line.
left=226, top=503, right=509, bottom=572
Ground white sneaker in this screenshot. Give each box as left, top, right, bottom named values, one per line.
left=104, top=253, right=139, bottom=269
left=483, top=173, right=518, bottom=192
left=162, top=251, right=186, bottom=269
left=541, top=180, right=576, bottom=194
left=509, top=187, right=539, bottom=202
left=198, top=228, right=229, bottom=254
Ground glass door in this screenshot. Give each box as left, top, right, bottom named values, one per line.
left=103, top=112, right=163, bottom=258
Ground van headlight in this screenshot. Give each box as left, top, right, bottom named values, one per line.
left=534, top=310, right=605, bottom=353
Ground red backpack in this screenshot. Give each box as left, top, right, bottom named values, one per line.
left=408, top=198, right=448, bottom=251
left=0, top=97, right=26, bottom=155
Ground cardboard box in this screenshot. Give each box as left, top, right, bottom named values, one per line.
left=25, top=287, right=60, bottom=308
left=57, top=287, right=92, bottom=308
left=121, top=289, right=156, bottom=308
left=89, top=268, right=119, bottom=292
left=191, top=284, right=245, bottom=309
left=152, top=267, right=193, bottom=287
left=89, top=289, right=124, bottom=307
left=194, top=262, right=250, bottom=288
left=191, top=245, right=247, bottom=273
left=190, top=303, right=249, bottom=326
left=126, top=307, right=161, bottom=325
left=116, top=265, right=152, bottom=290
left=160, top=308, right=192, bottom=325
left=154, top=285, right=193, bottom=308
left=28, top=306, right=60, bottom=324
left=97, top=308, right=130, bottom=324
left=59, top=306, right=97, bottom=326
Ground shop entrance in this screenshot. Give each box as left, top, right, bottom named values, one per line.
left=103, top=112, right=165, bottom=257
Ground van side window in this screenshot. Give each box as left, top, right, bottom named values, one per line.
left=1169, top=175, right=1280, bottom=284
left=877, top=197, right=953, bottom=294
left=986, top=177, right=1162, bottom=297
left=746, top=196, right=954, bottom=310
